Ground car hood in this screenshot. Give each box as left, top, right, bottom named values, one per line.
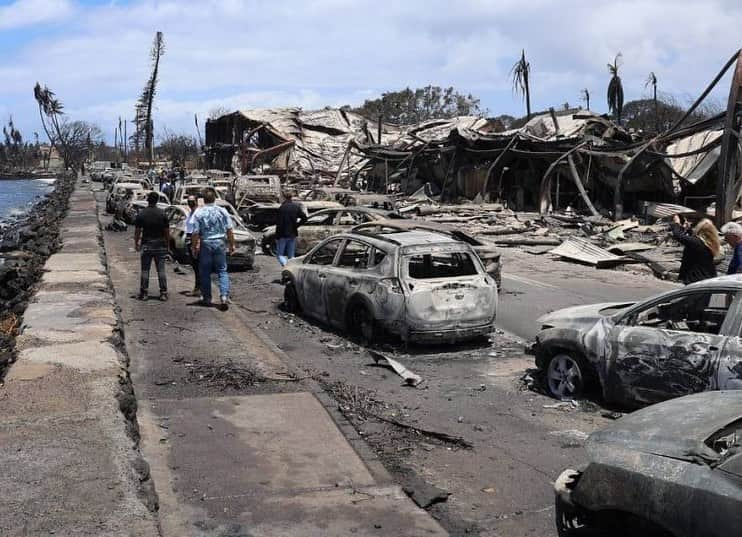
left=537, top=302, right=633, bottom=329
left=587, top=391, right=742, bottom=465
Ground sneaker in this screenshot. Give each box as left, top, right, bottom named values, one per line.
left=159, top=292, right=168, bottom=301
left=219, top=295, right=229, bottom=311
left=197, top=299, right=212, bottom=307
left=137, top=292, right=147, bottom=301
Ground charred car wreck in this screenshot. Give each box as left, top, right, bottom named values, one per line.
left=533, top=275, right=742, bottom=406
left=281, top=230, right=498, bottom=344
left=555, top=390, right=742, bottom=537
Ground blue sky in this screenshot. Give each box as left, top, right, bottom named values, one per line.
left=1, top=0, right=741, bottom=143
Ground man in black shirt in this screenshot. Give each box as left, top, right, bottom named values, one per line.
left=275, top=190, right=307, bottom=266
left=134, top=191, right=170, bottom=300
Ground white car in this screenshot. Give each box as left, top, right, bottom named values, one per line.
left=165, top=205, right=256, bottom=269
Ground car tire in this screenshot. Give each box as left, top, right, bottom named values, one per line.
left=348, top=302, right=375, bottom=344
left=546, top=352, right=593, bottom=401
left=555, top=494, right=591, bottom=537
left=262, top=237, right=276, bottom=257
left=284, top=282, right=301, bottom=313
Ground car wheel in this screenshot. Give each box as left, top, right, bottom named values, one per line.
left=547, top=353, right=588, bottom=401
left=348, top=302, right=374, bottom=344
left=262, top=237, right=276, bottom=257
left=555, top=494, right=591, bottom=537
left=284, top=282, right=301, bottom=313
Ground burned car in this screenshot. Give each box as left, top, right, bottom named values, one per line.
left=122, top=190, right=170, bottom=224
left=533, top=275, right=742, bottom=405
left=352, top=219, right=502, bottom=288
left=261, top=207, right=403, bottom=257
left=555, top=390, right=742, bottom=537
left=281, top=230, right=497, bottom=344
left=165, top=205, right=256, bottom=269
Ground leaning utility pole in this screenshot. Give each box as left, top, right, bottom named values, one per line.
left=716, top=49, right=742, bottom=226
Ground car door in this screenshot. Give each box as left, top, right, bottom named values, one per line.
left=299, top=239, right=342, bottom=322
left=296, top=211, right=338, bottom=254
left=323, top=239, right=373, bottom=327
left=603, top=289, right=738, bottom=405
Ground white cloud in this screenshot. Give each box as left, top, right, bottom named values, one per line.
left=0, top=0, right=73, bottom=30
left=2, top=0, right=741, bottom=139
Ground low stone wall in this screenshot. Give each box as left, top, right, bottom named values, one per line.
left=0, top=172, right=76, bottom=375
left=0, top=178, right=159, bottom=536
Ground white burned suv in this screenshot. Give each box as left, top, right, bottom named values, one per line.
left=282, top=230, right=498, bottom=344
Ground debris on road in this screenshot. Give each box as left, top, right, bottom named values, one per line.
left=368, top=350, right=423, bottom=387
left=403, top=475, right=451, bottom=509
left=189, top=361, right=266, bottom=389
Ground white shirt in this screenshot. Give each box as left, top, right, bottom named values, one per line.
left=185, top=207, right=199, bottom=234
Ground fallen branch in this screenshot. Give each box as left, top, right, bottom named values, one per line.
left=367, top=411, right=473, bottom=449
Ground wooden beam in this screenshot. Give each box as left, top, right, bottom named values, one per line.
left=716, top=49, right=742, bottom=226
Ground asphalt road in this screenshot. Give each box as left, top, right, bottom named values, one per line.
left=98, top=194, right=682, bottom=536
left=496, top=248, right=678, bottom=341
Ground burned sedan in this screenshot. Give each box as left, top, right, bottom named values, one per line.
left=166, top=205, right=256, bottom=269
left=281, top=230, right=497, bottom=344
left=261, top=207, right=403, bottom=257
left=533, top=275, right=742, bottom=405
left=555, top=390, right=742, bottom=537
left=352, top=219, right=502, bottom=288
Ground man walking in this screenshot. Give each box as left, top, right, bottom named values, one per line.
left=184, top=195, right=200, bottom=296
left=134, top=191, right=170, bottom=301
left=722, top=222, right=742, bottom=274
left=275, top=190, right=307, bottom=266
left=192, top=189, right=235, bottom=310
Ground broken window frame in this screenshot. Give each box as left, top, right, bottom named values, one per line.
left=619, top=289, right=742, bottom=336
left=405, top=251, right=479, bottom=280
left=335, top=239, right=372, bottom=270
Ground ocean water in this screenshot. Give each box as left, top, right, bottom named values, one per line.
left=0, top=178, right=55, bottom=221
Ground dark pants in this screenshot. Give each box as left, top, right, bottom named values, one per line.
left=185, top=234, right=200, bottom=289
left=140, top=239, right=168, bottom=294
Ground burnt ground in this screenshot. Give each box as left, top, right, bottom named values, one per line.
left=226, top=254, right=611, bottom=537
left=97, top=185, right=678, bottom=536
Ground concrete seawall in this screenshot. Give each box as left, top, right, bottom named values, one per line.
left=0, top=178, right=159, bottom=535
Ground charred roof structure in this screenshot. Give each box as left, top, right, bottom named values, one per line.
left=205, top=50, right=742, bottom=222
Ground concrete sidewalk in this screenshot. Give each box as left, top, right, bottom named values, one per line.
left=0, top=180, right=159, bottom=536
left=98, top=186, right=448, bottom=535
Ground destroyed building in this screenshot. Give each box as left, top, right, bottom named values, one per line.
left=205, top=107, right=727, bottom=220
left=205, top=50, right=741, bottom=222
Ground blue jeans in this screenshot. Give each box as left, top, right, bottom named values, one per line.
left=199, top=240, right=229, bottom=303
left=276, top=237, right=296, bottom=267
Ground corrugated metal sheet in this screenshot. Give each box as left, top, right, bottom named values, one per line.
left=665, top=128, right=723, bottom=184
left=645, top=202, right=698, bottom=219
left=550, top=236, right=623, bottom=266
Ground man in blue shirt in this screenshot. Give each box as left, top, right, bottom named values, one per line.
left=192, top=189, right=235, bottom=310
left=721, top=222, right=742, bottom=274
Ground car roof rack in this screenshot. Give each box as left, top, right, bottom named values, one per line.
left=351, top=229, right=401, bottom=246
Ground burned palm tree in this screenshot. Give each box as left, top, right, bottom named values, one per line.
left=33, top=82, right=64, bottom=169
left=607, top=53, right=624, bottom=124
left=646, top=71, right=659, bottom=132
left=580, top=88, right=590, bottom=111
left=511, top=49, right=532, bottom=119
left=134, top=31, right=165, bottom=165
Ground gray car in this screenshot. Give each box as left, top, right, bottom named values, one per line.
left=533, top=275, right=742, bottom=405
left=555, top=390, right=742, bottom=537
left=281, top=230, right=498, bottom=344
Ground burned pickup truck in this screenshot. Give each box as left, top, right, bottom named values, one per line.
left=555, top=390, right=742, bottom=537
left=282, top=230, right=497, bottom=344
left=533, top=275, right=742, bottom=406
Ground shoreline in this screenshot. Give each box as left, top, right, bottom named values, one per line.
left=0, top=172, right=76, bottom=376
left=0, top=171, right=58, bottom=180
